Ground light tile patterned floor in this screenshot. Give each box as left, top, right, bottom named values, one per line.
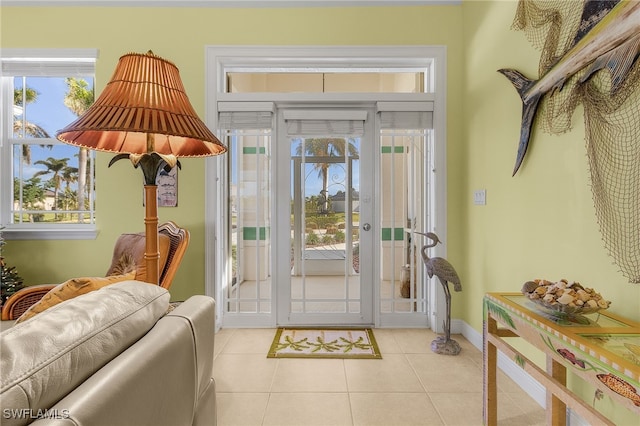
left=214, top=328, right=546, bottom=426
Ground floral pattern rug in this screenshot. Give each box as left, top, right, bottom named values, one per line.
left=268, top=328, right=382, bottom=359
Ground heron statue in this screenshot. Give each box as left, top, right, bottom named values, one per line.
left=416, top=231, right=462, bottom=355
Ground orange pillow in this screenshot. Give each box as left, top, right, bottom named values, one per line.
left=15, top=272, right=136, bottom=323
left=106, top=233, right=171, bottom=283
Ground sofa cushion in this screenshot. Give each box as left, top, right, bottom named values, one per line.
left=0, top=281, right=169, bottom=426
left=106, top=233, right=171, bottom=283
left=15, top=271, right=137, bottom=324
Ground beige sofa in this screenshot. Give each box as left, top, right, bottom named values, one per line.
left=0, top=281, right=216, bottom=426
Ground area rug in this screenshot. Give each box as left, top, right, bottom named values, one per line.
left=267, top=327, right=382, bottom=359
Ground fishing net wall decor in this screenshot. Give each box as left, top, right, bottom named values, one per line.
left=510, top=0, right=640, bottom=283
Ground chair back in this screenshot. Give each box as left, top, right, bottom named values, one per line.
left=1, top=222, right=189, bottom=320
left=158, top=221, right=190, bottom=289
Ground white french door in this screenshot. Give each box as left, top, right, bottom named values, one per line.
left=276, top=108, right=375, bottom=326
left=206, top=45, right=448, bottom=331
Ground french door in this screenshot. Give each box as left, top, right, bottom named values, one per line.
left=206, top=45, right=447, bottom=330
left=217, top=102, right=438, bottom=328
left=277, top=108, right=375, bottom=326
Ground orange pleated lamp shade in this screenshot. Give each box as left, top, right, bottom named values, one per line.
left=56, top=50, right=226, bottom=157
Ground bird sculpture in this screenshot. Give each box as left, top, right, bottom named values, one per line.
left=416, top=231, right=462, bottom=355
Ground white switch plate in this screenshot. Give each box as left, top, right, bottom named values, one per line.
left=474, top=189, right=486, bottom=205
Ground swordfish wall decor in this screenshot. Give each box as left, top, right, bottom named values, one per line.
left=499, top=0, right=640, bottom=283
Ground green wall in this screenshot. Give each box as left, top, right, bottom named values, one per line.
left=461, top=0, right=639, bottom=327
left=0, top=4, right=464, bottom=303
left=2, top=1, right=638, bottom=322
left=463, top=4, right=639, bottom=422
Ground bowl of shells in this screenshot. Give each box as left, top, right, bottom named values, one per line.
left=521, top=279, right=611, bottom=316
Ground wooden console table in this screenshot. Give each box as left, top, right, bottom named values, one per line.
left=483, top=292, right=640, bottom=425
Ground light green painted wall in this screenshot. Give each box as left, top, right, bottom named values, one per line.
left=463, top=2, right=639, bottom=422
left=0, top=4, right=464, bottom=303
left=461, top=0, right=639, bottom=326
left=2, top=1, right=638, bottom=323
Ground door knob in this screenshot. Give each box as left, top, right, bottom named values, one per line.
left=362, top=223, right=371, bottom=231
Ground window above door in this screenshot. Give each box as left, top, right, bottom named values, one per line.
left=227, top=72, right=426, bottom=94
left=208, top=45, right=441, bottom=104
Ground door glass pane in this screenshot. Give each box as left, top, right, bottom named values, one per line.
left=226, top=130, right=272, bottom=314
left=290, top=137, right=361, bottom=314
left=380, top=130, right=431, bottom=314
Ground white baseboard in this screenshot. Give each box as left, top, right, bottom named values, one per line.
left=456, top=319, right=589, bottom=425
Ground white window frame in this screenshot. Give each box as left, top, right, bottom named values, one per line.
left=205, top=45, right=448, bottom=331
left=0, top=48, right=99, bottom=240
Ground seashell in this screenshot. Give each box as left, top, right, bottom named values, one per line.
left=521, top=281, right=539, bottom=294
left=576, top=289, right=590, bottom=302
left=587, top=299, right=598, bottom=308
left=557, top=292, right=575, bottom=305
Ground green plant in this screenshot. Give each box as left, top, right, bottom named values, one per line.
left=306, top=232, right=320, bottom=245
left=321, top=234, right=335, bottom=244
left=0, top=227, right=24, bottom=305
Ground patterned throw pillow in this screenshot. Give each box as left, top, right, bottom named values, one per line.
left=15, top=271, right=136, bottom=323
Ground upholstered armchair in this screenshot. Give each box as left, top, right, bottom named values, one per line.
left=1, top=221, right=189, bottom=321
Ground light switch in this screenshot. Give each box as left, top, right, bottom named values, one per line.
left=474, top=189, right=486, bottom=205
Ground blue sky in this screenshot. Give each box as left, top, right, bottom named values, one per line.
left=290, top=137, right=360, bottom=198
left=14, top=76, right=93, bottom=181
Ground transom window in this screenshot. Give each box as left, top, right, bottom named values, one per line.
left=227, top=71, right=426, bottom=93
left=0, top=49, right=98, bottom=240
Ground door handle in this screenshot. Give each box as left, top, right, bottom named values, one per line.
left=362, top=223, right=371, bottom=231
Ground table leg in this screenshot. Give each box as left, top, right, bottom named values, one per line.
left=483, top=316, right=497, bottom=426
left=547, top=355, right=567, bottom=425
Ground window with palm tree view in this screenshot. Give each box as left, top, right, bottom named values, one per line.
left=2, top=53, right=96, bottom=230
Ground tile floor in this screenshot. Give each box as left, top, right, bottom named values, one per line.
left=213, top=328, right=546, bottom=426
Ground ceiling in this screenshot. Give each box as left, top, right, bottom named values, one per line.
left=3, top=0, right=460, bottom=7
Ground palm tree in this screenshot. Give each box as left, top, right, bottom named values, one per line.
left=33, top=157, right=70, bottom=220
left=61, top=165, right=79, bottom=220
left=13, top=177, right=45, bottom=223
left=13, top=87, right=51, bottom=164
left=63, top=78, right=94, bottom=222
left=295, top=138, right=359, bottom=213
left=61, top=165, right=79, bottom=191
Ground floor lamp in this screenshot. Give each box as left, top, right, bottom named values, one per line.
left=57, top=51, right=226, bottom=285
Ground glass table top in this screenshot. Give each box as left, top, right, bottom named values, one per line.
left=502, top=294, right=631, bottom=328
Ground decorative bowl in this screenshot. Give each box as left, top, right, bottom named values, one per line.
left=526, top=297, right=604, bottom=316
left=521, top=279, right=610, bottom=318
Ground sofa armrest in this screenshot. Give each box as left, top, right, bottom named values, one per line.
left=166, top=296, right=216, bottom=402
